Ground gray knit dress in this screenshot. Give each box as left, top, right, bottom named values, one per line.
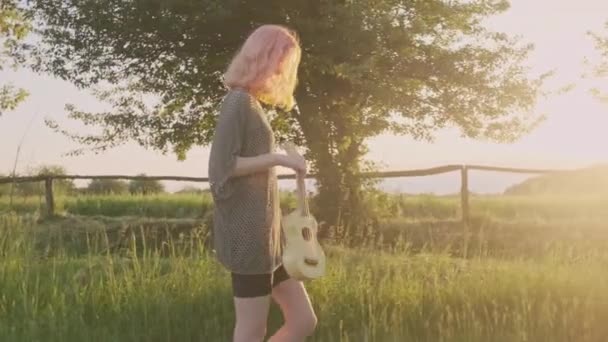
left=208, top=89, right=282, bottom=275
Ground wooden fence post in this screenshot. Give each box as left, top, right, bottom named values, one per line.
left=460, top=165, right=470, bottom=225
left=45, top=177, right=55, bottom=217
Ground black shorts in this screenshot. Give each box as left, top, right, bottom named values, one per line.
left=231, top=265, right=291, bottom=298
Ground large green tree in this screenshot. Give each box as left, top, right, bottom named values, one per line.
left=27, top=0, right=545, bottom=230
left=0, top=1, right=29, bottom=115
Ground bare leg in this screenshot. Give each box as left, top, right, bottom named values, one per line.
left=233, top=295, right=271, bottom=342
left=268, top=279, right=317, bottom=342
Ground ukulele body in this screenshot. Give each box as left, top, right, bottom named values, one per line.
left=281, top=209, right=326, bottom=280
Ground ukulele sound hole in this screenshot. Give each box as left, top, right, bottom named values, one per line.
left=301, top=227, right=312, bottom=241
left=304, top=258, right=319, bottom=266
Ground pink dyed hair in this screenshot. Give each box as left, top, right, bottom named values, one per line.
left=223, top=25, right=301, bottom=110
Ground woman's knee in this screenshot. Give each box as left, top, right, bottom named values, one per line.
left=290, top=311, right=317, bottom=336
left=233, top=295, right=271, bottom=342
left=235, top=319, right=267, bottom=341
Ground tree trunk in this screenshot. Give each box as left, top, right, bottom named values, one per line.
left=306, top=131, right=367, bottom=241
left=295, top=90, right=370, bottom=241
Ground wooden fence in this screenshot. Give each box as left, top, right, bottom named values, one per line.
left=0, top=165, right=566, bottom=222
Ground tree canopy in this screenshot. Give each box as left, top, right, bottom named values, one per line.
left=0, top=2, right=30, bottom=115
left=590, top=21, right=608, bottom=103
left=26, top=0, right=546, bottom=227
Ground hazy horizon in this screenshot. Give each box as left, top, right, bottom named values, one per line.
left=1, top=0, right=607, bottom=194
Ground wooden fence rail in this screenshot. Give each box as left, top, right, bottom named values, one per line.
left=0, top=165, right=568, bottom=221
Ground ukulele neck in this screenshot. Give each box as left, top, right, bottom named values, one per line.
left=296, top=172, right=310, bottom=217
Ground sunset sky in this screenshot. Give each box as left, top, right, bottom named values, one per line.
left=1, top=0, right=607, bottom=194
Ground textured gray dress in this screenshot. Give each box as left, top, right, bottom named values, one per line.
left=208, top=89, right=282, bottom=275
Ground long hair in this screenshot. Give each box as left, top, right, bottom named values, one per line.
left=223, top=25, right=301, bottom=110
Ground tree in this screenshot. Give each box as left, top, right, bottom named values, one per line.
left=38, top=165, right=75, bottom=194
left=590, top=21, right=608, bottom=103
left=87, top=179, right=129, bottom=195
left=128, top=175, right=165, bottom=195
left=0, top=1, right=30, bottom=115
left=10, top=165, right=74, bottom=196
left=27, top=1, right=545, bottom=231
left=176, top=185, right=205, bottom=195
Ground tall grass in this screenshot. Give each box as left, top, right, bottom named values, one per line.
left=2, top=213, right=608, bottom=341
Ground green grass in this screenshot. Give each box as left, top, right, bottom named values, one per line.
left=0, top=193, right=215, bottom=218
left=2, top=213, right=608, bottom=341
left=2, top=193, right=607, bottom=221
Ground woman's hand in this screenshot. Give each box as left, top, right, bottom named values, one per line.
left=278, top=143, right=308, bottom=174
left=277, top=153, right=307, bottom=174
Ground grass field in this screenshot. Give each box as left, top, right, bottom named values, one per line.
left=2, top=213, right=608, bottom=341
left=1, top=193, right=608, bottom=341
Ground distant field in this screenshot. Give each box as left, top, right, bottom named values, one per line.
left=1, top=213, right=608, bottom=341
left=2, top=192, right=607, bottom=221
left=0, top=193, right=215, bottom=218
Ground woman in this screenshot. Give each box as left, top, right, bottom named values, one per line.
left=208, top=25, right=317, bottom=342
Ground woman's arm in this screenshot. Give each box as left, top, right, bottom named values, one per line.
left=232, top=153, right=281, bottom=177
left=232, top=152, right=306, bottom=178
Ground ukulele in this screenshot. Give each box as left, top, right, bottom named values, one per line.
left=281, top=143, right=326, bottom=281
